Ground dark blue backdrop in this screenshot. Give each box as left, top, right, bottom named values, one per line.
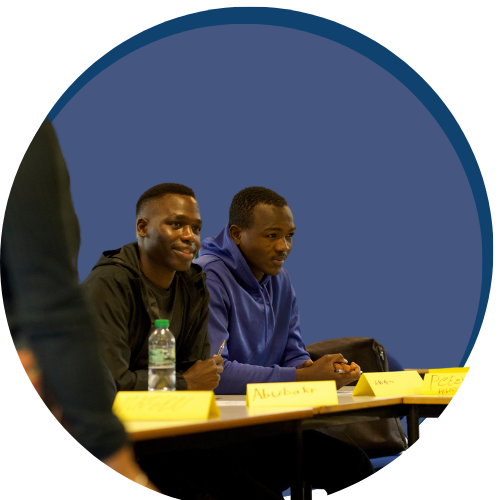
left=49, top=9, right=491, bottom=370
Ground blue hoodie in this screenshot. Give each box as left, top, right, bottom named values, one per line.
left=195, top=224, right=311, bottom=394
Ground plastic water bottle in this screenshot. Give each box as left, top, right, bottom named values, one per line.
left=148, top=319, right=176, bottom=391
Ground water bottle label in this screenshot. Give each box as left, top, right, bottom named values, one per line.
left=150, top=349, right=171, bottom=364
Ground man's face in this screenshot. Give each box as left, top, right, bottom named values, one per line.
left=231, top=203, right=296, bottom=282
left=137, top=194, right=202, bottom=272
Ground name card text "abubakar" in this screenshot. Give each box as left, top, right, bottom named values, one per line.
left=246, top=381, right=338, bottom=407
left=352, top=371, right=423, bottom=397
left=112, top=391, right=220, bottom=420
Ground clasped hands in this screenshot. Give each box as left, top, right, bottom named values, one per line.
left=296, top=353, right=361, bottom=389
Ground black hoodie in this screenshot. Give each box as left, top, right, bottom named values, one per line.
left=83, top=242, right=211, bottom=391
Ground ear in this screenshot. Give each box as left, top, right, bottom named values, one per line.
left=229, top=225, right=243, bottom=246
left=136, top=218, right=149, bottom=238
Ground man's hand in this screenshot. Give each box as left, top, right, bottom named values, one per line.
left=295, top=354, right=361, bottom=388
left=297, top=358, right=358, bottom=372
left=18, top=348, right=42, bottom=395
left=298, top=359, right=313, bottom=369
left=183, top=356, right=224, bottom=391
left=103, top=445, right=160, bottom=492
left=18, top=347, right=64, bottom=421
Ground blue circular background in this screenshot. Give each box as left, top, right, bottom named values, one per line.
left=48, top=8, right=492, bottom=370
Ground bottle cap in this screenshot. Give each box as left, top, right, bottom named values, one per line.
left=155, top=319, right=170, bottom=328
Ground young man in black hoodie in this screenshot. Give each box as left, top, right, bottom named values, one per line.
left=83, top=183, right=223, bottom=392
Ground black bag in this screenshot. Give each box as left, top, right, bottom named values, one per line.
left=306, top=337, right=407, bottom=458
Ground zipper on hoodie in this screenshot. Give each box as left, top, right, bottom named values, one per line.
left=260, top=285, right=276, bottom=347
left=260, top=288, right=268, bottom=345
left=377, top=346, right=385, bottom=361
left=376, top=345, right=386, bottom=371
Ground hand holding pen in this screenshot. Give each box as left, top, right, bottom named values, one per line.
left=300, top=355, right=361, bottom=374
left=335, top=360, right=362, bottom=375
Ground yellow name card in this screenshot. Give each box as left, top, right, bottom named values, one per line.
left=112, top=391, right=220, bottom=420
left=421, top=372, right=467, bottom=396
left=246, top=381, right=338, bottom=407
left=352, top=371, right=423, bottom=397
left=428, top=367, right=469, bottom=373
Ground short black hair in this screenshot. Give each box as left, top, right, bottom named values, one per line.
left=229, top=186, right=288, bottom=229
left=136, top=183, right=196, bottom=216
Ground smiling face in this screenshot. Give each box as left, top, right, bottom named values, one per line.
left=137, top=193, right=202, bottom=273
left=229, top=203, right=296, bottom=283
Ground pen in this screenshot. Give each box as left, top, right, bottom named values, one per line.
left=335, top=368, right=363, bottom=374
left=335, top=359, right=349, bottom=373
left=217, top=340, right=226, bottom=356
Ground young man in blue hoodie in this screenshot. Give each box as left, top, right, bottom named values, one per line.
left=195, top=186, right=361, bottom=393
left=195, top=186, right=374, bottom=495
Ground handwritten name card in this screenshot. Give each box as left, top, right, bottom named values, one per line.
left=421, top=371, right=467, bottom=396
left=112, top=391, right=220, bottom=420
left=428, top=367, right=469, bottom=373
left=246, top=381, right=338, bottom=407
left=352, top=371, right=423, bottom=397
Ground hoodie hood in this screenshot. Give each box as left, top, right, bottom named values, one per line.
left=92, top=242, right=143, bottom=277
left=92, top=242, right=206, bottom=302
left=199, top=223, right=271, bottom=291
